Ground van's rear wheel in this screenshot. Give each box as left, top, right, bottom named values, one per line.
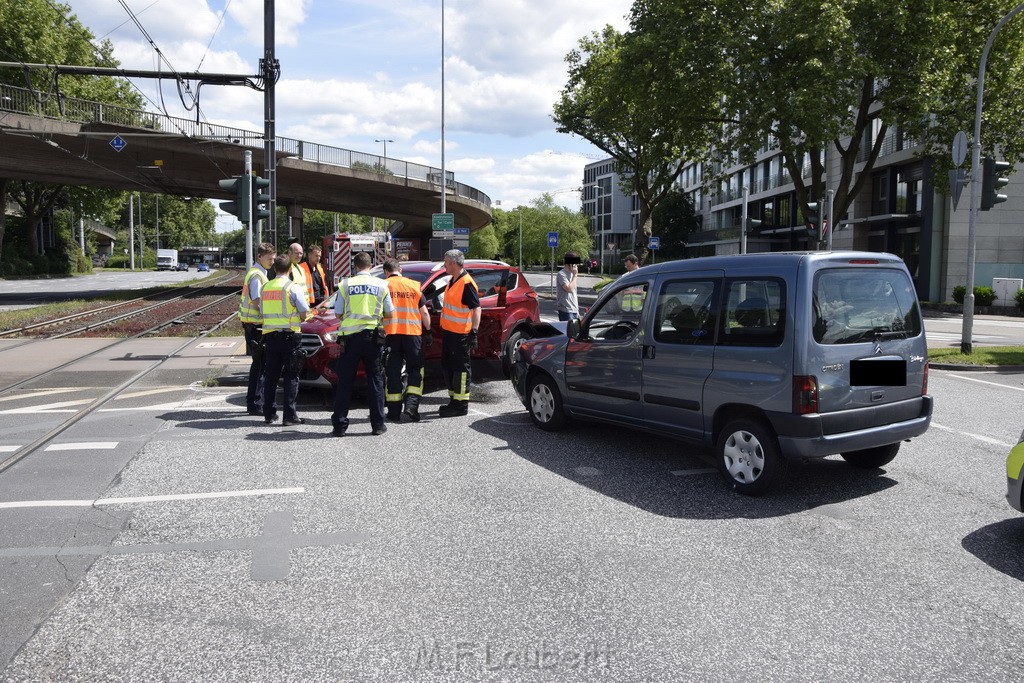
left=840, top=443, right=900, bottom=469
left=527, top=374, right=566, bottom=431
left=717, top=418, right=785, bottom=496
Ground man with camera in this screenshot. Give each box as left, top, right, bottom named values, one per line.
left=557, top=251, right=582, bottom=321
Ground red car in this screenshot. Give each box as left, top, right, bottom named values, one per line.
left=299, top=259, right=540, bottom=386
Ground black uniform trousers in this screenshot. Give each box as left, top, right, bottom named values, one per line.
left=332, top=329, right=385, bottom=433
left=385, top=334, right=423, bottom=402
left=441, top=330, right=472, bottom=402
left=262, top=330, right=301, bottom=422
left=243, top=322, right=265, bottom=412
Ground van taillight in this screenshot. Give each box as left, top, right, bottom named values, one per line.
left=922, top=361, right=929, bottom=395
left=793, top=375, right=819, bottom=414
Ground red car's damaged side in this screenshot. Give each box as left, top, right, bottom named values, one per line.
left=299, top=260, right=540, bottom=386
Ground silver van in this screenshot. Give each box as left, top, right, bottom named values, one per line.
left=509, top=252, right=932, bottom=495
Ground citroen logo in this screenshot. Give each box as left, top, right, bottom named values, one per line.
left=873, top=342, right=883, bottom=355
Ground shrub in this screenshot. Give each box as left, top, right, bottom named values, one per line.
left=1015, top=288, right=1024, bottom=310
left=952, top=285, right=997, bottom=306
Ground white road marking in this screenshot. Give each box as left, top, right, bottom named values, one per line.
left=0, top=445, right=22, bottom=453
left=575, top=466, right=601, bottom=477
left=671, top=468, right=718, bottom=476
left=0, top=388, right=82, bottom=404
left=44, top=442, right=118, bottom=451
left=942, top=373, right=1024, bottom=392
left=0, top=487, right=305, bottom=510
left=930, top=422, right=1014, bottom=449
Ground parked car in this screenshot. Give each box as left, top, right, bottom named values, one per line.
left=1007, top=429, right=1024, bottom=512
left=197, top=263, right=210, bottom=272
left=300, top=260, right=540, bottom=386
left=510, top=251, right=933, bottom=495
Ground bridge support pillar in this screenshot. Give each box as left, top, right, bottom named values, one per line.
left=286, top=203, right=304, bottom=247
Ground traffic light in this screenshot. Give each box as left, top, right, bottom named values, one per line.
left=218, top=176, right=250, bottom=222
left=804, top=202, right=819, bottom=239
left=745, top=216, right=763, bottom=235
left=251, top=175, right=271, bottom=222
left=981, top=156, right=1011, bottom=211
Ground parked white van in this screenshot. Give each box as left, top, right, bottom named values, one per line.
left=509, top=252, right=933, bottom=495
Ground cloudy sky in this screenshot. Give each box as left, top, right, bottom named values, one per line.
left=62, top=0, right=631, bottom=228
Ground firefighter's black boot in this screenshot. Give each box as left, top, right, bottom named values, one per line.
left=403, top=395, right=421, bottom=422
left=386, top=401, right=403, bottom=422
left=438, top=400, right=469, bottom=418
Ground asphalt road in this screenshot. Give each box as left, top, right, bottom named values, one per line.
left=0, top=334, right=1022, bottom=680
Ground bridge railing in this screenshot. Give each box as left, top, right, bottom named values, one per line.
left=0, top=83, right=490, bottom=207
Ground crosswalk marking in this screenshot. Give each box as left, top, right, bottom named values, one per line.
left=44, top=442, right=118, bottom=452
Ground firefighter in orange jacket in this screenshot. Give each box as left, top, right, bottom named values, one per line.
left=382, top=258, right=431, bottom=422
left=298, top=245, right=331, bottom=306
left=438, top=249, right=480, bottom=417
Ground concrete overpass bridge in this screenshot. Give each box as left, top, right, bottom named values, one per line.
left=0, top=83, right=492, bottom=246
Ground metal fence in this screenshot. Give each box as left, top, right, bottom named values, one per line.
left=0, top=83, right=490, bottom=207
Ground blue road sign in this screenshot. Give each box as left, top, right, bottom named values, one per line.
left=547, top=231, right=559, bottom=248
left=649, top=236, right=661, bottom=250
left=109, top=135, right=127, bottom=153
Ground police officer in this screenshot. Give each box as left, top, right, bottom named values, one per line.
left=438, top=249, right=480, bottom=418
left=382, top=258, right=431, bottom=422
left=330, top=252, right=394, bottom=437
left=240, top=242, right=276, bottom=415
left=260, top=254, right=312, bottom=426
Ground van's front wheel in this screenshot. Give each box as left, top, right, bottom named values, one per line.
left=717, top=418, right=785, bottom=496
left=840, top=443, right=899, bottom=469
left=527, top=374, right=566, bottom=431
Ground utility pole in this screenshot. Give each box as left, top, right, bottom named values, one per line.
left=262, top=0, right=279, bottom=248
left=129, top=193, right=135, bottom=270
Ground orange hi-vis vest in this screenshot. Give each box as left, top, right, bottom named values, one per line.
left=385, top=275, right=423, bottom=336
left=440, top=271, right=477, bottom=334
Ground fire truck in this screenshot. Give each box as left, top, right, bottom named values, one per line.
left=321, top=232, right=390, bottom=287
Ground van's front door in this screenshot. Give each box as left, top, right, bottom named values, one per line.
left=640, top=275, right=720, bottom=440
left=562, top=282, right=648, bottom=425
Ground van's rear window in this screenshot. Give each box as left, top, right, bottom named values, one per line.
left=813, top=268, right=922, bottom=344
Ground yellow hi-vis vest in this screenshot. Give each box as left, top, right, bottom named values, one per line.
left=239, top=265, right=268, bottom=323
left=385, top=275, right=422, bottom=336
left=289, top=262, right=309, bottom=306
left=338, top=273, right=387, bottom=335
left=260, top=278, right=302, bottom=332
left=440, top=272, right=478, bottom=334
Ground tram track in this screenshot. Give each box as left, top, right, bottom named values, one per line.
left=0, top=273, right=245, bottom=473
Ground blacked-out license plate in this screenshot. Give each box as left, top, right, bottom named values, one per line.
left=850, top=358, right=906, bottom=386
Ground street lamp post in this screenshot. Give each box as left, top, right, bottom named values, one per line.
left=518, top=207, right=523, bottom=270
left=374, top=138, right=393, bottom=165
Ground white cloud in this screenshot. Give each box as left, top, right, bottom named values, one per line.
left=62, top=0, right=626, bottom=212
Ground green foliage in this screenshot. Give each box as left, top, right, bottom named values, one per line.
left=469, top=224, right=500, bottom=260
left=493, top=196, right=590, bottom=268
left=952, top=285, right=997, bottom=306
left=1016, top=288, right=1024, bottom=310
left=650, top=189, right=700, bottom=261
left=623, top=0, right=1024, bottom=230
left=554, top=23, right=719, bottom=262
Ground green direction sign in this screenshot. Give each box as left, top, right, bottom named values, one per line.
left=432, top=213, right=455, bottom=234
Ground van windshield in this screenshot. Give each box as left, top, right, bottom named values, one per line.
left=813, top=268, right=922, bottom=344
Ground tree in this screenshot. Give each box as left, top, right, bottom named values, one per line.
left=650, top=188, right=701, bottom=261
left=0, top=0, right=142, bottom=268
left=629, top=0, right=1024, bottom=226
left=469, top=224, right=500, bottom=260
left=554, top=24, right=725, bottom=264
